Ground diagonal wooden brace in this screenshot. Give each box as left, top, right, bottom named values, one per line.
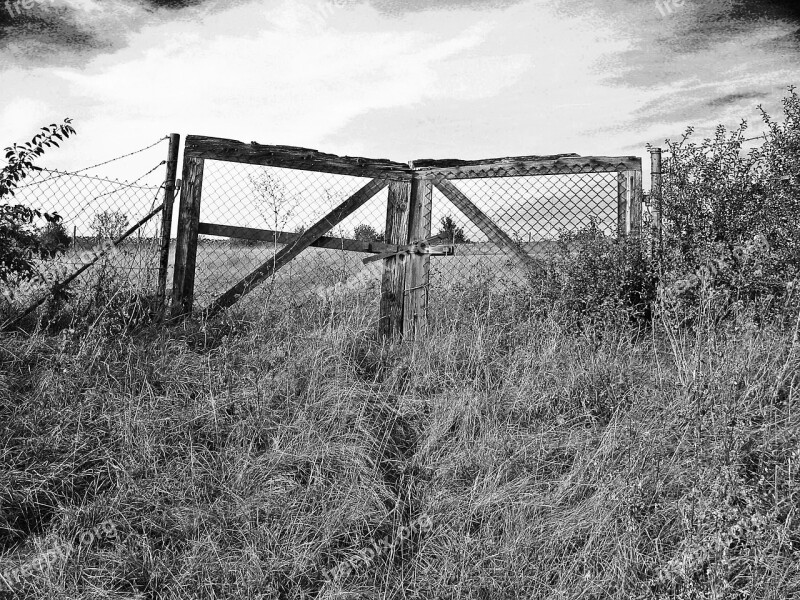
left=203, top=177, right=390, bottom=318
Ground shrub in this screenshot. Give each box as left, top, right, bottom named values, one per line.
left=546, top=218, right=657, bottom=326
left=38, top=220, right=72, bottom=259
left=90, top=210, right=128, bottom=241
left=1, top=120, right=76, bottom=292
left=658, top=87, right=800, bottom=319
left=353, top=224, right=384, bottom=242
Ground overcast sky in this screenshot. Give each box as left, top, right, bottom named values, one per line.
left=1, top=0, right=799, bottom=190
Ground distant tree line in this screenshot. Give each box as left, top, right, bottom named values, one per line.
left=227, top=215, right=471, bottom=247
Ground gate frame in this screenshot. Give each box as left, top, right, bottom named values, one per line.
left=170, top=135, right=642, bottom=338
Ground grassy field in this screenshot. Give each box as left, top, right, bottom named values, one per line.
left=0, top=240, right=533, bottom=328
left=1, top=238, right=799, bottom=599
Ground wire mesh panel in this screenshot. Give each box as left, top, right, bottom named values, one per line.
left=428, top=171, right=619, bottom=293
left=195, top=159, right=389, bottom=310
left=2, top=164, right=166, bottom=313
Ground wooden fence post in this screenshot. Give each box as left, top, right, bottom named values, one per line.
left=617, top=171, right=628, bottom=238
left=629, top=170, right=642, bottom=237
left=379, top=181, right=411, bottom=340
left=650, top=148, right=663, bottom=265
left=617, top=169, right=642, bottom=238
left=158, top=133, right=180, bottom=314
left=403, top=174, right=433, bottom=340
left=378, top=173, right=433, bottom=341
left=171, top=156, right=204, bottom=318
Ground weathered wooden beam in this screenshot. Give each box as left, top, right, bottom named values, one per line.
left=202, top=177, right=390, bottom=318
left=171, top=156, right=204, bottom=318
left=629, top=170, right=643, bottom=238
left=403, top=177, right=433, bottom=340
left=184, top=135, right=412, bottom=181
left=198, top=223, right=401, bottom=254
left=411, top=153, right=580, bottom=168
left=415, top=155, right=642, bottom=179
left=157, top=133, right=180, bottom=314
left=433, top=178, right=541, bottom=272
left=379, top=181, right=412, bottom=340
left=617, top=171, right=629, bottom=238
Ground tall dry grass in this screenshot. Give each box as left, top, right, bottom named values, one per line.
left=0, top=282, right=798, bottom=599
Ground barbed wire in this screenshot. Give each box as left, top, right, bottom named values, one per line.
left=63, top=161, right=167, bottom=227
left=14, top=136, right=168, bottom=190
left=31, top=168, right=161, bottom=190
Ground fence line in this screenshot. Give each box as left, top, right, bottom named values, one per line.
left=171, top=135, right=643, bottom=338
left=0, top=136, right=178, bottom=330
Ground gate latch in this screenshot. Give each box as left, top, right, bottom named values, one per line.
left=362, top=233, right=455, bottom=265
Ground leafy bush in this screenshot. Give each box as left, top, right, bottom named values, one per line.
left=545, top=218, right=657, bottom=326
left=90, top=210, right=128, bottom=240
left=38, top=220, right=72, bottom=258
left=658, top=88, right=800, bottom=320
left=353, top=224, right=384, bottom=242
left=1, top=120, right=76, bottom=290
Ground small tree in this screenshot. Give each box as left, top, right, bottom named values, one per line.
left=91, top=210, right=129, bottom=240
left=38, top=220, right=71, bottom=258
left=436, top=215, right=468, bottom=244
left=353, top=224, right=383, bottom=242
left=1, top=119, right=76, bottom=286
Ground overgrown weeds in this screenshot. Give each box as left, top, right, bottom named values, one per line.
left=0, top=288, right=798, bottom=598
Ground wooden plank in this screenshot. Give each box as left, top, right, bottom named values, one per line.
left=379, top=181, right=411, bottom=339
left=157, top=133, right=180, bottom=314
left=617, top=171, right=629, bottom=238
left=415, top=156, right=642, bottom=179
left=433, top=178, right=540, bottom=272
left=403, top=177, right=433, bottom=340
left=630, top=170, right=643, bottom=238
left=184, top=135, right=412, bottom=181
left=171, top=156, right=204, bottom=318
left=202, top=177, right=390, bottom=318
left=411, top=153, right=580, bottom=168
left=198, top=223, right=402, bottom=254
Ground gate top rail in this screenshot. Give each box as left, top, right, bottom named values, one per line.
left=184, top=135, right=413, bottom=181
left=412, top=154, right=642, bottom=179
left=185, top=135, right=642, bottom=181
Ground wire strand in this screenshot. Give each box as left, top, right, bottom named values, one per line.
left=64, top=161, right=167, bottom=227
left=30, top=168, right=161, bottom=190
left=15, top=136, right=168, bottom=189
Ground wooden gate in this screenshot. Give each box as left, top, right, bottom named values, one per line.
left=171, top=135, right=642, bottom=338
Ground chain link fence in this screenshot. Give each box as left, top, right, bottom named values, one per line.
left=190, top=157, right=629, bottom=318
left=428, top=171, right=620, bottom=294
left=1, top=148, right=168, bottom=322
left=196, top=159, right=390, bottom=309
